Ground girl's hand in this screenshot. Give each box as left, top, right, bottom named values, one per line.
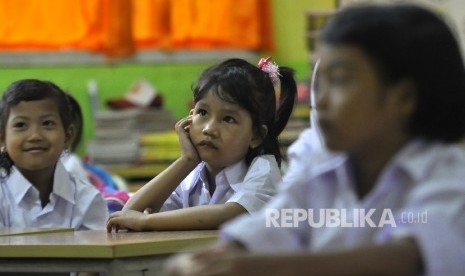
left=175, top=114, right=200, bottom=165
left=163, top=243, right=249, bottom=276
left=164, top=251, right=283, bottom=276
left=106, top=210, right=149, bottom=232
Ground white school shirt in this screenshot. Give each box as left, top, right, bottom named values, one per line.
left=283, top=126, right=329, bottom=188
left=283, top=85, right=326, bottom=187
left=61, top=153, right=90, bottom=183
left=0, top=161, right=109, bottom=230
left=221, top=139, right=465, bottom=275
left=160, top=155, right=281, bottom=214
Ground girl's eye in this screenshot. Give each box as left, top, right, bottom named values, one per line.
left=329, top=70, right=350, bottom=86
left=13, top=122, right=26, bottom=129
left=223, top=116, right=236, bottom=123
left=196, top=109, right=207, bottom=116
left=330, top=76, right=349, bottom=85
left=43, top=120, right=56, bottom=127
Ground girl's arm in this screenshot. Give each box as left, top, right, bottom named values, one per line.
left=108, top=202, right=246, bottom=231
left=231, top=238, right=422, bottom=276
left=123, top=114, right=200, bottom=213
left=122, top=156, right=198, bottom=212
left=163, top=237, right=423, bottom=276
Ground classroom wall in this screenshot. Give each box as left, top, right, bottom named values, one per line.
left=272, top=0, right=336, bottom=72
left=0, top=0, right=336, bottom=155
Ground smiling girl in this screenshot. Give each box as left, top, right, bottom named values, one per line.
left=0, top=79, right=108, bottom=230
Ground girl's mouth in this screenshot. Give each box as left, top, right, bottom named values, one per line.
left=198, top=140, right=218, bottom=149
left=24, top=147, right=47, bottom=152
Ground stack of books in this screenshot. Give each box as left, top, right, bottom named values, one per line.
left=139, top=131, right=180, bottom=163
left=87, top=108, right=176, bottom=166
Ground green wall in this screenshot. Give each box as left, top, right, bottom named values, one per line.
left=271, top=0, right=336, bottom=75
left=0, top=0, right=335, bottom=155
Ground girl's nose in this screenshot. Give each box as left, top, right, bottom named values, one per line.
left=27, top=127, right=44, bottom=141
left=202, top=120, right=218, bottom=137
left=313, top=83, right=328, bottom=112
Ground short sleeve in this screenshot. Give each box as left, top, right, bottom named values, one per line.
left=221, top=173, right=310, bottom=252
left=377, top=180, right=465, bottom=275
left=76, top=179, right=109, bottom=230
left=160, top=189, right=184, bottom=212
left=159, top=167, right=202, bottom=212
left=0, top=184, right=7, bottom=227
left=227, top=155, right=281, bottom=213
left=410, top=204, right=465, bottom=275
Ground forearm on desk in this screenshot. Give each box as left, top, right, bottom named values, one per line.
left=124, top=157, right=198, bottom=212
left=222, top=237, right=423, bottom=276
left=141, top=202, right=247, bottom=231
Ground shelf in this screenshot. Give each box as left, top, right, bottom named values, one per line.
left=306, top=10, right=335, bottom=51
left=105, top=163, right=170, bottom=179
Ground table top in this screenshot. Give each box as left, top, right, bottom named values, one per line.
left=0, top=227, right=73, bottom=237
left=0, top=230, right=218, bottom=259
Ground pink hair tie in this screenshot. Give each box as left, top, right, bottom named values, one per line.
left=258, top=57, right=281, bottom=84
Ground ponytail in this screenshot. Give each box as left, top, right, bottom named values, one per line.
left=274, top=66, right=297, bottom=136
left=256, top=58, right=297, bottom=166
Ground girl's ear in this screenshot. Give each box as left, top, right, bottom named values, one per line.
left=0, top=133, right=4, bottom=147
left=389, top=79, right=417, bottom=121
left=250, top=125, right=268, bottom=149
left=64, top=124, right=76, bottom=151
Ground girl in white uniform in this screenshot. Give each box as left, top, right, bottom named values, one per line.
left=0, top=79, right=108, bottom=230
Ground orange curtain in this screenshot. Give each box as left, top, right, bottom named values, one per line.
left=0, top=0, right=102, bottom=50
left=0, top=0, right=272, bottom=58
left=101, top=0, right=135, bottom=58
left=132, top=0, right=171, bottom=49
left=150, top=0, right=273, bottom=49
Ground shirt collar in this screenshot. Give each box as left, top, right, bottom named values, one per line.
left=387, top=139, right=445, bottom=182
left=53, top=161, right=76, bottom=204
left=222, top=160, right=247, bottom=191
left=309, top=139, right=442, bottom=185
left=7, top=161, right=76, bottom=204
left=7, top=167, right=31, bottom=204
left=198, top=160, right=247, bottom=192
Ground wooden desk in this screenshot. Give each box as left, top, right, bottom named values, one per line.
left=0, top=230, right=218, bottom=276
left=0, top=227, right=73, bottom=237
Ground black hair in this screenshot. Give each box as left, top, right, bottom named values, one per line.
left=320, top=4, right=465, bottom=142
left=66, top=94, right=84, bottom=152
left=192, top=58, right=297, bottom=167
left=0, top=79, right=73, bottom=175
